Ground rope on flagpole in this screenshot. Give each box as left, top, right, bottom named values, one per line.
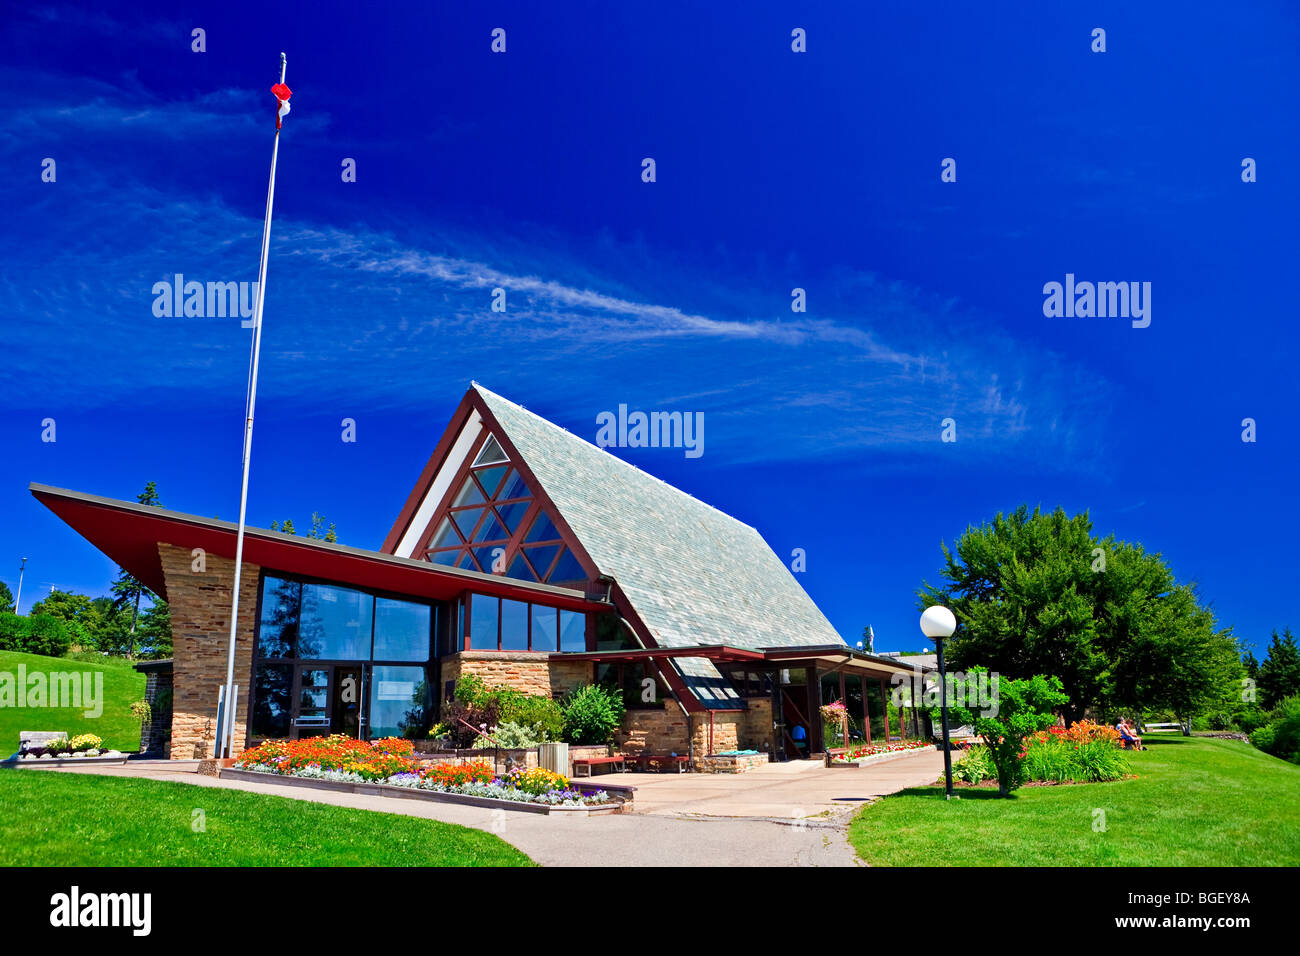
left=220, top=53, right=286, bottom=759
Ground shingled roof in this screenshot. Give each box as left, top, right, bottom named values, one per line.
left=473, top=385, right=847, bottom=706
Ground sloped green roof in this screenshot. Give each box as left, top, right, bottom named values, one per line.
left=474, top=385, right=847, bottom=704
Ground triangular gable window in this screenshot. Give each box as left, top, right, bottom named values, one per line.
left=473, top=434, right=508, bottom=466
left=420, top=428, right=590, bottom=586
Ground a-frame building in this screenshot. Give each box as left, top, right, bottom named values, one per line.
left=32, top=384, right=918, bottom=762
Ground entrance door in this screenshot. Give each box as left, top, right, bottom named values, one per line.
left=292, top=665, right=332, bottom=739
left=291, top=664, right=366, bottom=739
left=332, top=665, right=363, bottom=737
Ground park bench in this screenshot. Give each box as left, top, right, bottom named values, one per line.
left=624, top=752, right=691, bottom=773
left=572, top=754, right=626, bottom=777
left=1141, top=722, right=1187, bottom=734
left=932, top=723, right=980, bottom=745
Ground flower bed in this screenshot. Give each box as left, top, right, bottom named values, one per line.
left=831, top=740, right=932, bottom=764
left=234, top=735, right=609, bottom=808
left=951, top=720, right=1131, bottom=785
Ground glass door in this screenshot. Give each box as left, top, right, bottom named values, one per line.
left=292, top=665, right=332, bottom=738
left=332, top=665, right=363, bottom=737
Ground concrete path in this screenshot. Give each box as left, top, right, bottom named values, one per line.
left=36, top=750, right=945, bottom=867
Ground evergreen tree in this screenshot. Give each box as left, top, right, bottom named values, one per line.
left=1258, top=628, right=1300, bottom=708
left=110, top=481, right=165, bottom=657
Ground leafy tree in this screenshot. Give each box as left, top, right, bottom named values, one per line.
left=931, top=668, right=1069, bottom=796
left=0, top=581, right=13, bottom=613
left=1258, top=628, right=1300, bottom=709
left=1106, top=586, right=1244, bottom=735
left=30, top=589, right=92, bottom=623
left=919, top=505, right=1239, bottom=725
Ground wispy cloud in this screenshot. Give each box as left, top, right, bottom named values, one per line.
left=0, top=71, right=1111, bottom=471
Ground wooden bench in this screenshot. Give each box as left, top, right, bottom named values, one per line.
left=572, top=754, right=626, bottom=777
left=625, top=753, right=691, bottom=773
left=1141, top=722, right=1186, bottom=734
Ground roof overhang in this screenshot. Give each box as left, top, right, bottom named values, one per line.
left=31, top=484, right=605, bottom=612
left=552, top=643, right=933, bottom=677
left=549, top=645, right=767, bottom=664
left=760, top=645, right=934, bottom=673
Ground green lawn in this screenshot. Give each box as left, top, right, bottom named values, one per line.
left=0, top=649, right=146, bottom=754
left=0, top=769, right=534, bottom=866
left=849, top=735, right=1300, bottom=866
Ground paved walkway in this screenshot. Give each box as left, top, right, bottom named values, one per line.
left=37, top=750, right=945, bottom=867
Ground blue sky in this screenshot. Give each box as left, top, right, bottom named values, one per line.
left=2, top=2, right=1297, bottom=656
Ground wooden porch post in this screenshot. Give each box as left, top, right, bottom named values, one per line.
left=880, top=679, right=891, bottom=742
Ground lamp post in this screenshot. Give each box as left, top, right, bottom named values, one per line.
left=920, top=604, right=957, bottom=799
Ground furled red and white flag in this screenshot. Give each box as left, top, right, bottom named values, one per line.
left=271, top=82, right=292, bottom=129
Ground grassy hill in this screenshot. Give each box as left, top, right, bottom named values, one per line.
left=0, top=650, right=146, bottom=755
left=849, top=735, right=1300, bottom=866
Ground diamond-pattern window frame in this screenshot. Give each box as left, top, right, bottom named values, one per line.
left=420, top=428, right=586, bottom=584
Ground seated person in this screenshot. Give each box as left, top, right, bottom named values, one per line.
left=1115, top=717, right=1143, bottom=750
left=790, top=724, right=808, bottom=756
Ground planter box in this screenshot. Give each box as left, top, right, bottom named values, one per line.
left=218, top=767, right=623, bottom=816
left=828, top=744, right=937, bottom=768
left=695, top=752, right=768, bottom=774
left=8, top=752, right=132, bottom=768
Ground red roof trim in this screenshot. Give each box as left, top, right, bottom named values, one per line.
left=31, top=484, right=603, bottom=612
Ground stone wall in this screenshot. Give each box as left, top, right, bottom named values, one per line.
left=441, top=651, right=590, bottom=699
left=691, top=712, right=740, bottom=755
left=614, top=699, right=690, bottom=754
left=159, top=543, right=258, bottom=760
left=695, top=751, right=769, bottom=773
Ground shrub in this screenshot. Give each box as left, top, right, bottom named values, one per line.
left=450, top=673, right=564, bottom=743
left=21, top=614, right=73, bottom=657
left=0, top=613, right=25, bottom=651
left=68, top=734, right=103, bottom=752
left=473, top=720, right=544, bottom=749
left=1236, top=704, right=1270, bottom=735
left=441, top=697, right=501, bottom=748
left=502, top=694, right=565, bottom=741
left=953, top=744, right=996, bottom=783
left=562, top=683, right=625, bottom=745
left=1250, top=697, right=1300, bottom=764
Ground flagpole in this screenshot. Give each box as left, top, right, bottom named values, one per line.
left=220, top=52, right=287, bottom=759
